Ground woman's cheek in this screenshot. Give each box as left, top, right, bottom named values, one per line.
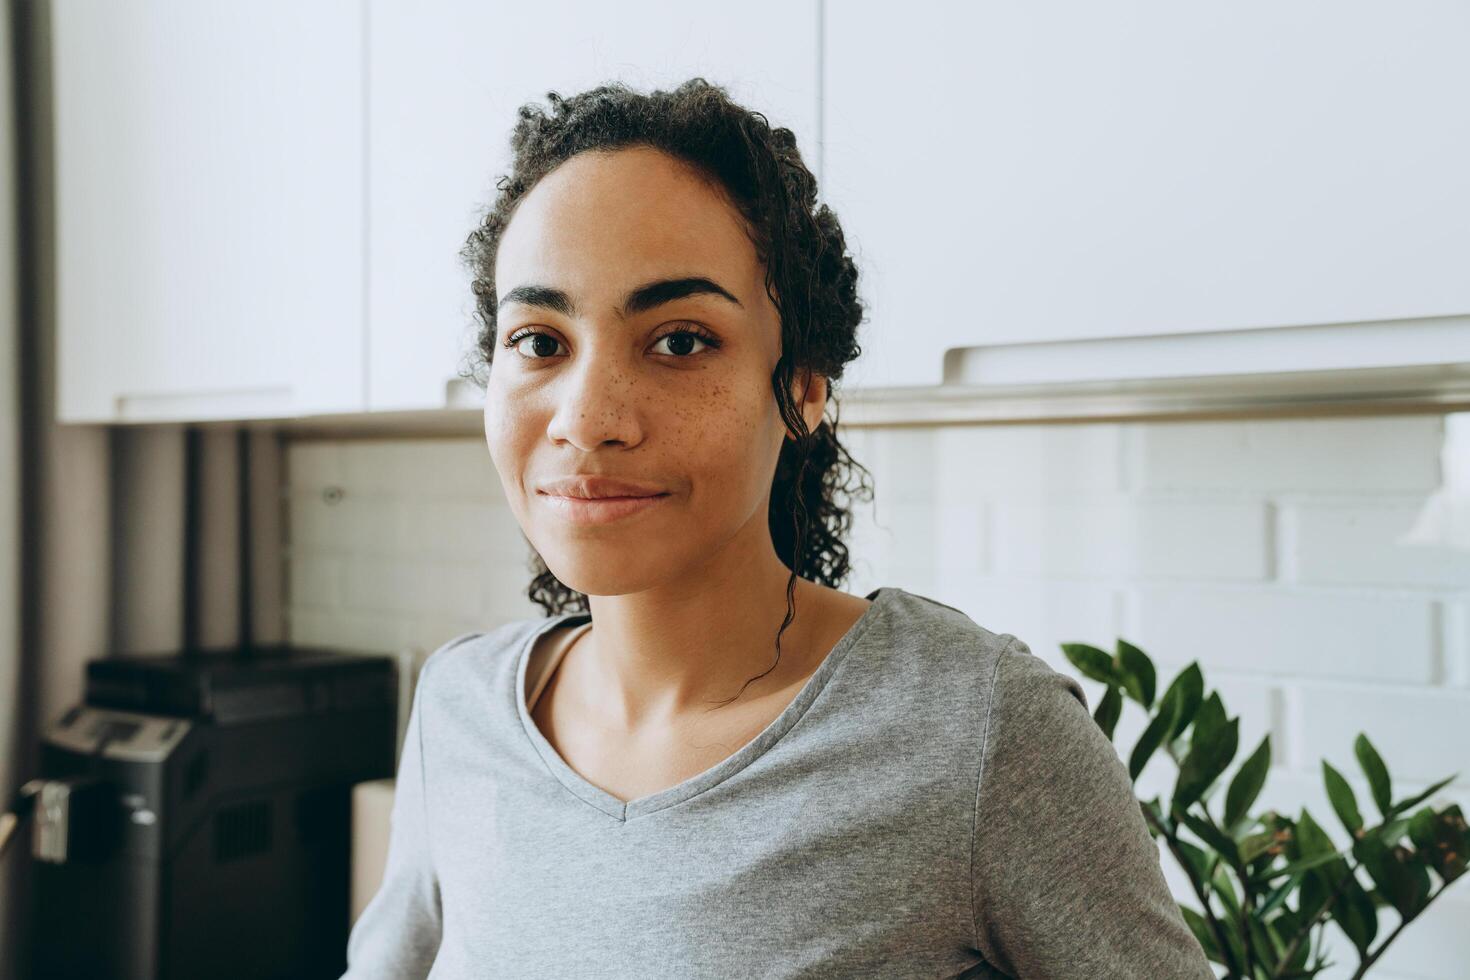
left=482, top=388, right=529, bottom=498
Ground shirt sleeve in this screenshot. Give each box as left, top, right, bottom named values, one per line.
left=970, top=637, right=1216, bottom=979
left=342, top=657, right=443, bottom=979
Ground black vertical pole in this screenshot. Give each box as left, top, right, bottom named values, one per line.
left=181, top=427, right=199, bottom=652
left=237, top=427, right=253, bottom=652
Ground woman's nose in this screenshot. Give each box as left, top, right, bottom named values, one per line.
left=544, top=351, right=646, bottom=450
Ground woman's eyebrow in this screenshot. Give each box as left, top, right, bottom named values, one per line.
left=497, top=276, right=744, bottom=317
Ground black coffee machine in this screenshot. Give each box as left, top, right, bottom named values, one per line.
left=24, top=645, right=398, bottom=980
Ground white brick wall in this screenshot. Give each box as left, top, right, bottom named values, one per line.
left=289, top=413, right=1469, bottom=979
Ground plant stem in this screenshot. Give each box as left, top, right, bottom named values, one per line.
left=1142, top=801, right=1243, bottom=979
left=1269, top=853, right=1362, bottom=980
left=1192, top=802, right=1256, bottom=971
left=1347, top=880, right=1449, bottom=980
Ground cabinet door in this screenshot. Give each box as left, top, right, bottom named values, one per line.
left=52, top=0, right=365, bottom=422
left=825, top=1, right=1470, bottom=390
left=367, top=0, right=820, bottom=412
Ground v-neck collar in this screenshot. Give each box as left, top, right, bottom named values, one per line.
left=512, top=586, right=895, bottom=823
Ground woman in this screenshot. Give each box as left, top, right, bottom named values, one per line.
left=343, top=79, right=1214, bottom=979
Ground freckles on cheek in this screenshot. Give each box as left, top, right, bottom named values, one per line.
left=692, top=376, right=771, bottom=459
left=693, top=379, right=733, bottom=442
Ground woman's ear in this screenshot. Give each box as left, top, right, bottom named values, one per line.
left=786, top=366, right=828, bottom=441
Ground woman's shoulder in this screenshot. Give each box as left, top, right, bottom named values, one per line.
left=845, top=588, right=1089, bottom=757
left=415, top=616, right=570, bottom=693
left=876, top=587, right=1079, bottom=699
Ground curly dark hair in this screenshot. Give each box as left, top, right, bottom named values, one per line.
left=458, top=77, right=874, bottom=708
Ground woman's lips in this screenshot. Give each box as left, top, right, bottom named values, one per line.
left=539, top=492, right=672, bottom=525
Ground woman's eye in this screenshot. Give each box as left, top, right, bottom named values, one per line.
left=503, top=327, right=720, bottom=360
left=650, top=329, right=717, bottom=357
left=506, top=331, right=563, bottom=359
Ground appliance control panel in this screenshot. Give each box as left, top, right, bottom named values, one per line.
left=43, top=705, right=193, bottom=763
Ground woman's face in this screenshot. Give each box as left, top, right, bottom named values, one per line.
left=484, top=145, right=823, bottom=597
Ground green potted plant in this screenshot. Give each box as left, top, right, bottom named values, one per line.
left=1062, top=640, right=1467, bottom=979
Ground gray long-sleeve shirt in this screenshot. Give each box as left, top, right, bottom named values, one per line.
left=342, top=585, right=1216, bottom=979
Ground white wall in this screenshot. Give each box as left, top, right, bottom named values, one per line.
left=287, top=413, right=1470, bottom=980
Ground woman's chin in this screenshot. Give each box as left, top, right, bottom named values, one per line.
left=532, top=558, right=661, bottom=599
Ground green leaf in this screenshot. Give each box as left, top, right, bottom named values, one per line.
left=1352, top=835, right=1433, bottom=919
left=1129, top=685, right=1181, bottom=781
left=1061, top=643, right=1121, bottom=686
left=1266, top=908, right=1312, bottom=973
left=1296, top=809, right=1378, bottom=953
left=1353, top=733, right=1393, bottom=818
left=1225, top=734, right=1271, bottom=830
left=1408, top=804, right=1469, bottom=883
left=1140, top=795, right=1168, bottom=838
left=1248, top=914, right=1282, bottom=962
left=1390, top=774, right=1459, bottom=816
left=1298, top=864, right=1327, bottom=919
left=1159, top=662, right=1205, bottom=741
left=1337, top=880, right=1381, bottom=954
left=1214, top=902, right=1249, bottom=973
left=1174, top=714, right=1239, bottom=810
left=1321, top=760, right=1364, bottom=838
left=1252, top=849, right=1341, bottom=886
left=1375, top=814, right=1413, bottom=845
left=1115, top=639, right=1156, bottom=708
left=1176, top=837, right=1214, bottom=883
left=1259, top=873, right=1298, bottom=915
left=1239, top=829, right=1277, bottom=864
left=1240, top=828, right=1275, bottom=863
left=1092, top=683, right=1123, bottom=741
left=1209, top=859, right=1240, bottom=915
left=1191, top=692, right=1228, bottom=744
left=1174, top=803, right=1241, bottom=866
left=1405, top=807, right=1436, bottom=847
left=1294, top=808, right=1337, bottom=860
left=1178, top=905, right=1222, bottom=963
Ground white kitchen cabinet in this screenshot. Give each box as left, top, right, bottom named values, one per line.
left=824, top=1, right=1470, bottom=390
left=366, top=0, right=821, bottom=412
left=51, top=0, right=366, bottom=422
